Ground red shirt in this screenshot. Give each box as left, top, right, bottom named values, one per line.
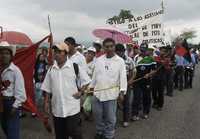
left=96, top=51, right=105, bottom=58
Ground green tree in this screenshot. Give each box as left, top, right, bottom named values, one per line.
left=119, top=9, right=133, bottom=19
left=180, top=30, right=197, bottom=40
left=107, top=9, right=133, bottom=25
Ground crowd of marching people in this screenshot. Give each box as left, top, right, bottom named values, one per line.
left=0, top=37, right=199, bottom=139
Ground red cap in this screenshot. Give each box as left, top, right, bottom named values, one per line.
left=133, top=44, right=139, bottom=49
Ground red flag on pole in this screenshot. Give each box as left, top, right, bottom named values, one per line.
left=13, top=35, right=52, bottom=132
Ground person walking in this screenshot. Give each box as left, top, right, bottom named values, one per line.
left=0, top=41, right=27, bottom=139
left=41, top=43, right=90, bottom=139
left=90, top=38, right=127, bottom=139
left=115, top=43, right=135, bottom=127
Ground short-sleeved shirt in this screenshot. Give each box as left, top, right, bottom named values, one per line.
left=41, top=60, right=91, bottom=118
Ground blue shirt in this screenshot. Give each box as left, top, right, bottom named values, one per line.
left=175, top=55, right=184, bottom=66
left=191, top=53, right=196, bottom=65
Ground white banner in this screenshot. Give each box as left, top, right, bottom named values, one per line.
left=108, top=9, right=164, bottom=46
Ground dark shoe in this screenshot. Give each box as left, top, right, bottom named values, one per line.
left=95, top=134, right=104, bottom=139
left=19, top=112, right=27, bottom=118
left=157, top=107, right=163, bottom=111
left=179, top=88, right=183, bottom=91
left=166, top=94, right=173, bottom=97
left=103, top=137, right=115, bottom=139
left=152, top=104, right=158, bottom=109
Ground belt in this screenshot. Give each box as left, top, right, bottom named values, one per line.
left=2, top=96, right=15, bottom=101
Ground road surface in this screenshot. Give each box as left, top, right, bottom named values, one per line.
left=1, top=65, right=200, bottom=139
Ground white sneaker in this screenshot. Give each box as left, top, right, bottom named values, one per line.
left=123, top=122, right=129, bottom=127
left=143, top=115, right=149, bottom=119
left=132, top=116, right=140, bottom=121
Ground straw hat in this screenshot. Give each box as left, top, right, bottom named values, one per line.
left=53, top=42, right=69, bottom=52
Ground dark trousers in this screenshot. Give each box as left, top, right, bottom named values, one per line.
left=174, top=66, right=184, bottom=91
left=1, top=99, right=20, bottom=139
left=165, top=70, right=174, bottom=96
left=132, top=84, right=151, bottom=116
left=123, top=88, right=132, bottom=122
left=53, top=113, right=83, bottom=139
left=184, top=67, right=194, bottom=88
left=152, top=79, right=165, bottom=108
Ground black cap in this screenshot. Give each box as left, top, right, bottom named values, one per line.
left=64, top=37, right=78, bottom=47
left=115, top=43, right=125, bottom=52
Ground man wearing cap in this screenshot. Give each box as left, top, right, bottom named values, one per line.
left=64, top=37, right=88, bottom=72
left=93, top=41, right=104, bottom=58
left=41, top=43, right=90, bottom=139
left=132, top=43, right=156, bottom=120
left=86, top=47, right=96, bottom=78
left=0, top=41, right=27, bottom=139
left=90, top=38, right=127, bottom=139
left=115, top=43, right=135, bottom=127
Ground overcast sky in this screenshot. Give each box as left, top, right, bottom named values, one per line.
left=1, top=0, right=200, bottom=44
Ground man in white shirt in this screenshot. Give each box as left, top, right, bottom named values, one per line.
left=90, top=38, right=127, bottom=139
left=86, top=47, right=96, bottom=78
left=64, top=37, right=87, bottom=72
left=0, top=41, right=27, bottom=139
left=41, top=43, right=90, bottom=139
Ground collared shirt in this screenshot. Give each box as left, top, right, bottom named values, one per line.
left=90, top=54, right=127, bottom=102
left=123, top=55, right=135, bottom=77
left=68, top=51, right=89, bottom=88
left=1, top=62, right=27, bottom=108
left=68, top=51, right=88, bottom=71
left=41, top=60, right=91, bottom=118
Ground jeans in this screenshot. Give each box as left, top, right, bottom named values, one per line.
left=174, top=66, right=184, bottom=90
left=1, top=99, right=20, bottom=139
left=53, top=113, right=83, bottom=139
left=92, top=96, right=117, bottom=139
left=35, top=82, right=43, bottom=107
left=165, top=70, right=174, bottom=95
left=152, top=79, right=165, bottom=108
left=132, top=83, right=151, bottom=116
left=184, top=67, right=194, bottom=88
left=123, top=88, right=133, bottom=122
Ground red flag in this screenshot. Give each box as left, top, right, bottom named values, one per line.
left=13, top=35, right=52, bottom=133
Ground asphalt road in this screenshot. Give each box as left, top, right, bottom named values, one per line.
left=1, top=65, right=200, bottom=139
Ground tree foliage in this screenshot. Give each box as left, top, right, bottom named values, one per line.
left=107, top=9, right=133, bottom=25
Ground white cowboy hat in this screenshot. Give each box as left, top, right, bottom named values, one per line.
left=0, top=41, right=16, bottom=56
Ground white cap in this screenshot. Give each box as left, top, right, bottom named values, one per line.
left=87, top=47, right=96, bottom=53
left=0, top=41, right=16, bottom=56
